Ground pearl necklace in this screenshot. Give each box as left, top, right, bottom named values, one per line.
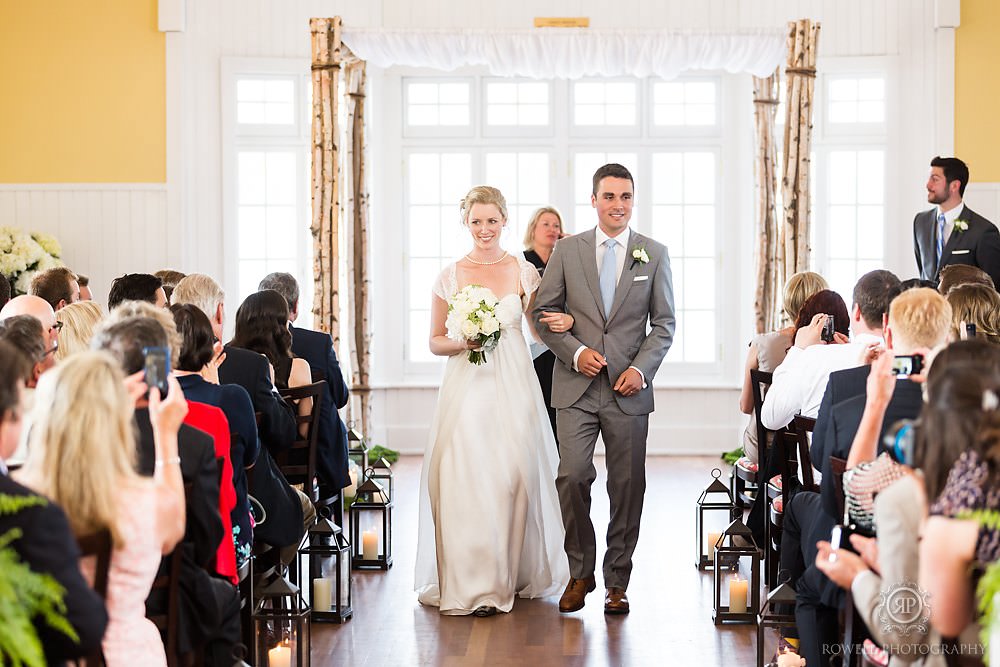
left=465, top=251, right=508, bottom=266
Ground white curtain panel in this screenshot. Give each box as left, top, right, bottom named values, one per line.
left=340, top=28, right=785, bottom=79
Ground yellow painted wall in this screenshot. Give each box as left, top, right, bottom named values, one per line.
left=956, top=0, right=1000, bottom=183
left=0, top=0, right=165, bottom=183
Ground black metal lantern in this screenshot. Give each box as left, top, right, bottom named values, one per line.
left=350, top=469, right=393, bottom=570
left=371, top=456, right=393, bottom=503
left=713, top=518, right=762, bottom=624
left=756, top=581, right=798, bottom=667
left=347, top=423, right=369, bottom=472
left=696, top=468, right=738, bottom=570
left=252, top=576, right=311, bottom=667
left=297, top=518, right=353, bottom=624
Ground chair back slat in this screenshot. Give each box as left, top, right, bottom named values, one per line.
left=749, top=369, right=774, bottom=455
left=829, top=456, right=849, bottom=524
left=73, top=530, right=112, bottom=667
left=792, top=415, right=818, bottom=492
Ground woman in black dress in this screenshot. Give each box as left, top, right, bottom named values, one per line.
left=523, top=206, right=569, bottom=447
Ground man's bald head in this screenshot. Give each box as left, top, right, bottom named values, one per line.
left=0, top=295, right=60, bottom=360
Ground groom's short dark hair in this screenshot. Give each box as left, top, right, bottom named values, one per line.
left=931, top=156, right=970, bottom=197
left=592, top=163, right=634, bottom=196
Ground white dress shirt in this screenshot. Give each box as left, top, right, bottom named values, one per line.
left=760, top=332, right=883, bottom=430
left=938, top=201, right=966, bottom=245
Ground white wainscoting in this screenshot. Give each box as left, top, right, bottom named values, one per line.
left=0, top=185, right=173, bottom=303
left=966, top=183, right=1000, bottom=225
left=369, top=385, right=744, bottom=456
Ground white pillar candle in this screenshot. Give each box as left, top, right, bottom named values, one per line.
left=362, top=529, right=378, bottom=560
left=704, top=531, right=722, bottom=558
left=344, top=469, right=358, bottom=497
left=313, top=577, right=332, bottom=611
left=339, top=555, right=350, bottom=600
left=268, top=644, right=291, bottom=667
left=729, top=575, right=748, bottom=613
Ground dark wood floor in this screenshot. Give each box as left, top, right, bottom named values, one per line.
left=312, top=455, right=763, bottom=666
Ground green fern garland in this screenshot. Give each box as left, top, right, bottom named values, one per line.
left=957, top=508, right=1000, bottom=664
left=0, top=495, right=79, bottom=667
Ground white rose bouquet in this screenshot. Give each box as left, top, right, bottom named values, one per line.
left=0, top=227, right=64, bottom=296
left=445, top=284, right=503, bottom=365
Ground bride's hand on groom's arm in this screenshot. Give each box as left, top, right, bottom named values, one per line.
left=540, top=311, right=574, bottom=333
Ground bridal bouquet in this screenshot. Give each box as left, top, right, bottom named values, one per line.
left=0, top=227, right=64, bottom=296
left=445, top=285, right=502, bottom=365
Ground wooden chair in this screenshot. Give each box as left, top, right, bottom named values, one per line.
left=237, top=559, right=254, bottom=666
left=791, top=415, right=818, bottom=493
left=764, top=428, right=795, bottom=589
left=146, top=481, right=194, bottom=667
left=72, top=530, right=113, bottom=667
left=731, top=370, right=773, bottom=509
left=275, top=380, right=326, bottom=508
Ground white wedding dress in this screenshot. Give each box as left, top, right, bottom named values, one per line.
left=415, top=258, right=569, bottom=615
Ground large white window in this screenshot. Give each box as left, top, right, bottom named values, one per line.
left=222, top=59, right=314, bottom=326
left=394, top=73, right=732, bottom=377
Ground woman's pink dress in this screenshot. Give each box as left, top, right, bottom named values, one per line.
left=82, top=482, right=167, bottom=667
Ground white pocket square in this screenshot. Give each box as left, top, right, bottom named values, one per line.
left=951, top=249, right=970, bottom=255
left=633, top=275, right=649, bottom=282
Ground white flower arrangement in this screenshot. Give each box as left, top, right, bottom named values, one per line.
left=445, top=284, right=503, bottom=365
left=0, top=227, right=64, bottom=296
left=630, top=245, right=650, bottom=268
left=954, top=219, right=969, bottom=233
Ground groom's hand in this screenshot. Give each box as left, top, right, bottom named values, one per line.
left=613, top=368, right=643, bottom=397
left=577, top=348, right=607, bottom=377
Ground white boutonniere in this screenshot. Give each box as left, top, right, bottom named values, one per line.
left=954, top=219, right=969, bottom=233
left=630, top=245, right=649, bottom=269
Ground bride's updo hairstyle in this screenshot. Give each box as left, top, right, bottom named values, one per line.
left=460, top=186, right=508, bottom=225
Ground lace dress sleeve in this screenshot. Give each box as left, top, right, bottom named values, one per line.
left=519, top=257, right=542, bottom=307
left=432, top=263, right=457, bottom=301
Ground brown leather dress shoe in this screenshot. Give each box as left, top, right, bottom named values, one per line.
left=604, top=587, right=630, bottom=615
left=558, top=575, right=596, bottom=613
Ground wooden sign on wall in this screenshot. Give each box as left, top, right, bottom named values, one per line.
left=534, top=17, right=589, bottom=28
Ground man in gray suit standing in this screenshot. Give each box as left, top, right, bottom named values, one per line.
left=913, top=156, right=1000, bottom=287
left=533, top=163, right=675, bottom=615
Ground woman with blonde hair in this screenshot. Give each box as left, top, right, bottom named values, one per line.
left=54, top=300, right=104, bottom=361
left=737, top=270, right=829, bottom=463
left=416, top=185, right=568, bottom=617
left=521, top=206, right=572, bottom=444
left=945, top=282, right=1000, bottom=344
left=16, top=351, right=187, bottom=667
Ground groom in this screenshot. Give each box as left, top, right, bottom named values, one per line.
left=533, top=163, right=675, bottom=614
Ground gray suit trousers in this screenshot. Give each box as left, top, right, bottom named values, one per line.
left=556, top=370, right=648, bottom=589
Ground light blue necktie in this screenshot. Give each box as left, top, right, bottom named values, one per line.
left=600, top=238, right=618, bottom=318
left=936, top=212, right=947, bottom=266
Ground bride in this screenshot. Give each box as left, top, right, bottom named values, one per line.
left=415, top=185, right=569, bottom=616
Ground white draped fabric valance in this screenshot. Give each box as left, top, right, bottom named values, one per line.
left=341, top=28, right=785, bottom=80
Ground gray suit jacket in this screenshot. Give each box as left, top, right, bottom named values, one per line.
left=913, top=205, right=1000, bottom=287
left=532, top=228, right=675, bottom=416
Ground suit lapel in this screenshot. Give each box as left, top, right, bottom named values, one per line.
left=607, top=230, right=639, bottom=323
left=939, top=207, right=973, bottom=272
left=920, top=211, right=939, bottom=277
left=578, top=229, right=605, bottom=318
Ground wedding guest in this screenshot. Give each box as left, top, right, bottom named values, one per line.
left=761, top=270, right=901, bottom=430
left=102, top=301, right=238, bottom=584
left=108, top=273, right=167, bottom=310
left=55, top=300, right=104, bottom=361
left=170, top=304, right=258, bottom=568
left=77, top=273, right=93, bottom=301
left=0, top=339, right=109, bottom=664
left=521, top=206, right=572, bottom=445
left=94, top=316, right=240, bottom=666
left=171, top=275, right=303, bottom=553
left=16, top=351, right=187, bottom=667
left=155, top=269, right=186, bottom=303
left=914, top=156, right=1000, bottom=287
left=28, top=267, right=80, bottom=311
left=945, top=282, right=1000, bottom=344
left=0, top=273, right=10, bottom=308
left=230, top=290, right=313, bottom=430
left=258, top=272, right=351, bottom=495
left=937, top=263, right=994, bottom=296
left=0, top=295, right=61, bottom=373
left=0, top=316, right=48, bottom=467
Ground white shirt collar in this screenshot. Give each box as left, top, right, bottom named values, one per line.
left=595, top=226, right=630, bottom=248
left=938, top=202, right=965, bottom=225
